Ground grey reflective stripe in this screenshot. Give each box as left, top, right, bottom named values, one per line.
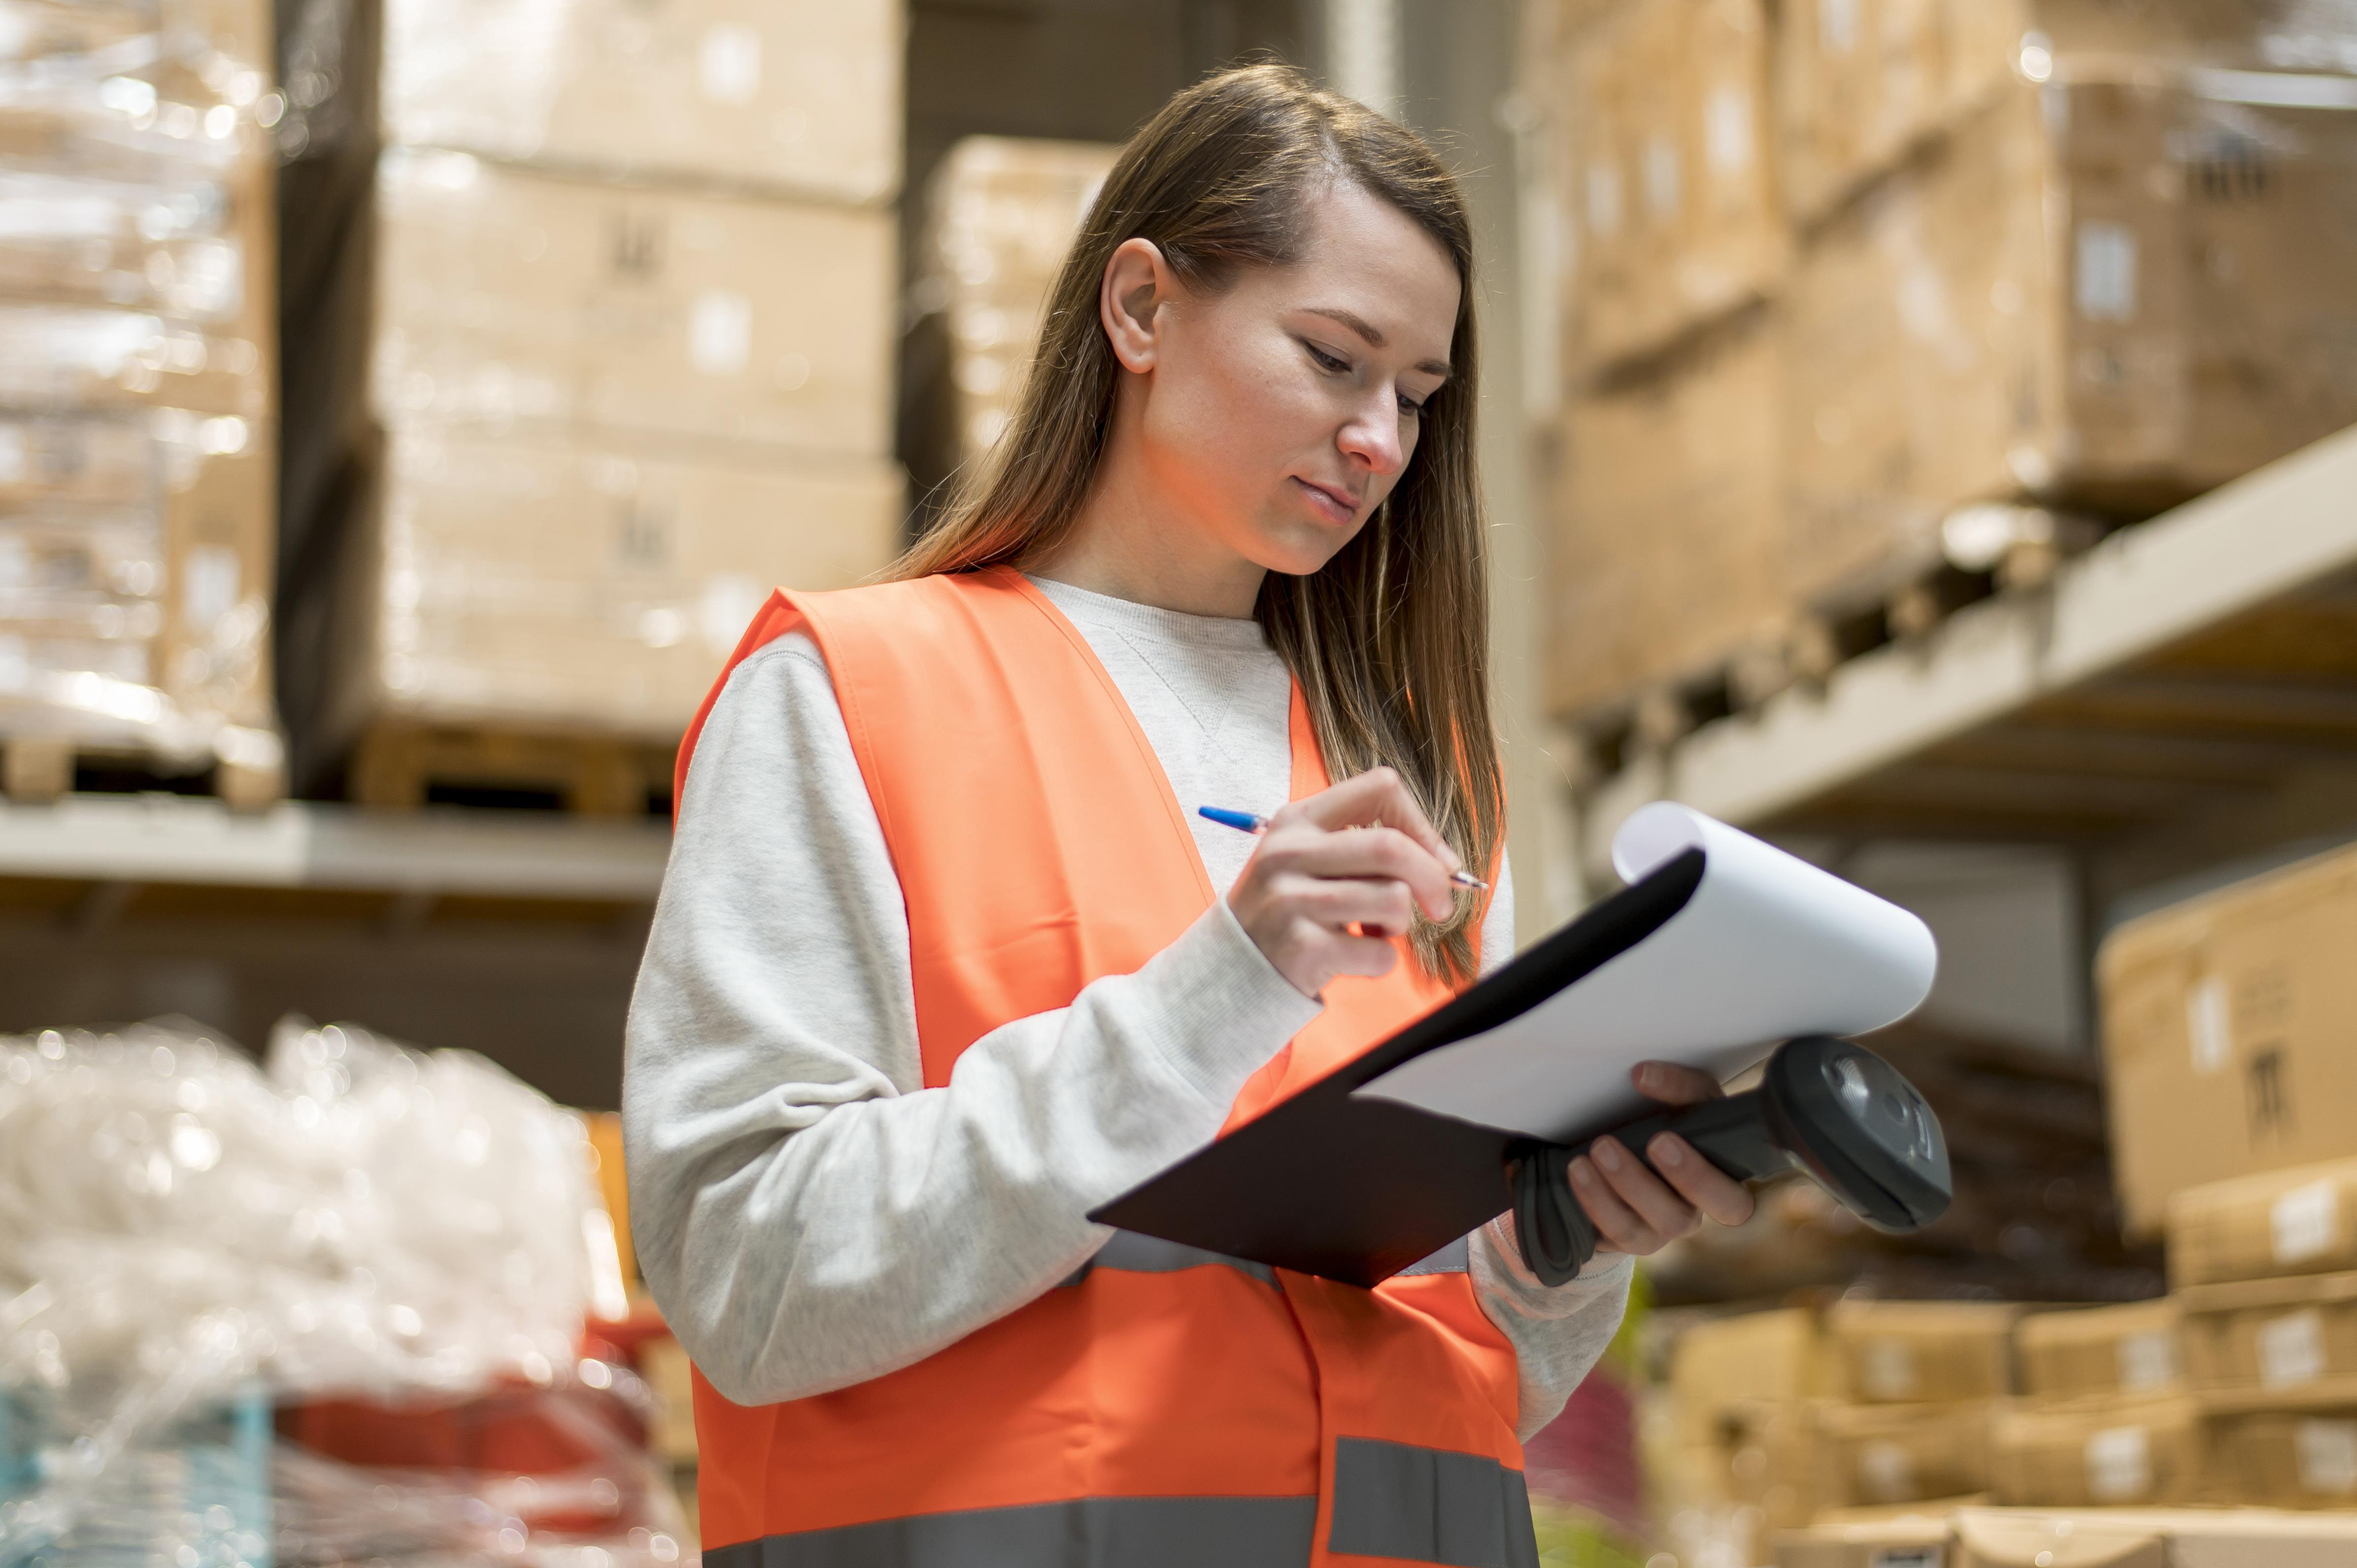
left=1328, top=1437, right=1540, bottom=1568
left=1396, top=1235, right=1471, bottom=1277
left=1060, top=1229, right=1278, bottom=1287
left=703, top=1494, right=1316, bottom=1568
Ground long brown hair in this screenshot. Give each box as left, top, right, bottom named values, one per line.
left=896, top=63, right=1501, bottom=985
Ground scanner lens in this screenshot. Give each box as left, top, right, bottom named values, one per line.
left=1822, top=1046, right=1942, bottom=1169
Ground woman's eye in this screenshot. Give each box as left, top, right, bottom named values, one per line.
left=1304, top=342, right=1349, bottom=373
left=1398, top=393, right=1426, bottom=417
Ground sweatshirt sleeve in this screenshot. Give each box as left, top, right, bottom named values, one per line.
left=621, top=634, right=1322, bottom=1406
left=1464, top=864, right=1639, bottom=1441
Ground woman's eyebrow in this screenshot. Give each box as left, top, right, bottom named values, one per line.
left=1303, top=306, right=1452, bottom=378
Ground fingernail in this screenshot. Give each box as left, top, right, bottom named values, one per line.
left=1593, top=1139, right=1623, bottom=1171
left=1569, top=1158, right=1596, bottom=1188
left=1653, top=1136, right=1684, bottom=1168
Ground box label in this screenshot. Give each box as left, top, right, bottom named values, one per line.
left=2085, top=1424, right=2152, bottom=1501
left=2187, top=972, right=2230, bottom=1074
left=1859, top=1338, right=1918, bottom=1400
left=2076, top=221, right=2140, bottom=322
left=2273, top=1178, right=2339, bottom=1265
left=2259, top=1307, right=2327, bottom=1387
left=1869, top=1551, right=1943, bottom=1568
left=2297, top=1418, right=2357, bottom=1495
left=1857, top=1439, right=1916, bottom=1502
left=2117, top=1329, right=2179, bottom=1391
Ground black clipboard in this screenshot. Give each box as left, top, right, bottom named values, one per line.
left=1087, top=848, right=1708, bottom=1287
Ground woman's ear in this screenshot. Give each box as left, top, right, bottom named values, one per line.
left=1099, top=237, right=1172, bottom=373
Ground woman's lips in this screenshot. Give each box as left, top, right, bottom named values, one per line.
left=1292, top=476, right=1358, bottom=526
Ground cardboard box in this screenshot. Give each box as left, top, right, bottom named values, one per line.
left=2179, top=1270, right=2357, bottom=1398
left=2016, top=1301, right=2181, bottom=1399
left=1831, top=1301, right=2024, bottom=1404
left=1775, top=1511, right=1954, bottom=1568
left=2207, top=1410, right=2357, bottom=1508
left=1987, top=1394, right=2204, bottom=1507
left=915, top=136, right=1119, bottom=467
left=1783, top=1506, right=2357, bottom=1568
left=1818, top=1400, right=1993, bottom=1507
left=2104, top=847, right=2357, bottom=1241
left=380, top=0, right=902, bottom=204
left=638, top=1334, right=699, bottom=1467
left=315, top=426, right=903, bottom=745
left=1773, top=0, right=2263, bottom=224
left=1671, top=1307, right=1835, bottom=1448
left=372, top=150, right=895, bottom=459
left=1720, top=1397, right=1837, bottom=1530
left=0, top=409, right=277, bottom=750
left=1554, top=0, right=1785, bottom=374
left=1785, top=74, right=2357, bottom=613
left=1546, top=306, right=1784, bottom=719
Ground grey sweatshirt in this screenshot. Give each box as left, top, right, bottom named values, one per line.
left=620, top=576, right=1631, bottom=1443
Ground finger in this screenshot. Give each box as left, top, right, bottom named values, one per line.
left=1280, top=875, right=1416, bottom=938
left=1590, top=1135, right=1701, bottom=1243
left=1631, top=1060, right=1725, bottom=1107
left=1315, top=929, right=1400, bottom=980
left=1567, top=1155, right=1659, bottom=1255
left=1648, top=1133, right=1756, bottom=1227
left=1272, top=827, right=1454, bottom=921
left=1288, top=768, right=1460, bottom=872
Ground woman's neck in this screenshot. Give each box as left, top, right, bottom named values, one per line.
left=1028, top=421, right=1267, bottom=620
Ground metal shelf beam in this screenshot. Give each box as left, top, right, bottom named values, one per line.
left=0, top=796, right=671, bottom=902
left=1582, top=425, right=2357, bottom=877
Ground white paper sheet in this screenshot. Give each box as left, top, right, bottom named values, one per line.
left=1353, top=803, right=1938, bottom=1140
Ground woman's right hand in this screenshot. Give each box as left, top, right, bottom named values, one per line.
left=1225, top=767, right=1464, bottom=999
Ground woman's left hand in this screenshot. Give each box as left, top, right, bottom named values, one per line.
left=1566, top=1062, right=1757, bottom=1257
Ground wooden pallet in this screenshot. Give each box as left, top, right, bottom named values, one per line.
left=349, top=723, right=676, bottom=816
left=0, top=734, right=284, bottom=811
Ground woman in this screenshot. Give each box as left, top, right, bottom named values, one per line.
left=624, top=63, right=1752, bottom=1568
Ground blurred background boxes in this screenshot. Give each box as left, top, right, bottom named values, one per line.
left=2101, top=844, right=2357, bottom=1237
left=1829, top=1300, right=2020, bottom=1404
left=1551, top=0, right=1784, bottom=377
left=2015, top=1299, right=2181, bottom=1400
left=1986, top=1394, right=2204, bottom=1508
left=379, top=0, right=904, bottom=203
left=0, top=0, right=282, bottom=804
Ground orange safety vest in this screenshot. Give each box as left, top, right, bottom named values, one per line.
left=674, top=567, right=1535, bottom=1568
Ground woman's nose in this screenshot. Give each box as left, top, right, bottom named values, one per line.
left=1337, top=389, right=1407, bottom=476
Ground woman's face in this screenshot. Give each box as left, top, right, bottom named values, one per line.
left=1106, top=181, right=1462, bottom=579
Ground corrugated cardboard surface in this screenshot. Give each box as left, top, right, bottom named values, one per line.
left=1831, top=1301, right=2025, bottom=1404
left=322, top=426, right=903, bottom=744
left=2180, top=1269, right=2357, bottom=1398
left=916, top=136, right=1118, bottom=466
left=1672, top=1307, right=1836, bottom=1446
left=1546, top=306, right=1784, bottom=719
left=1785, top=74, right=2357, bottom=614
left=1782, top=1505, right=2357, bottom=1568
left=1555, top=0, right=1786, bottom=375
left=380, top=0, right=903, bottom=204
left=2207, top=1409, right=2357, bottom=1507
left=1773, top=0, right=2264, bottom=224
left=1818, top=1399, right=1994, bottom=1507
left=2169, top=1160, right=2357, bottom=1289
left=372, top=150, right=895, bottom=459
left=2103, top=843, right=2357, bottom=1240
left=1988, top=1394, right=2205, bottom=1507
left=2015, top=1301, right=2182, bottom=1400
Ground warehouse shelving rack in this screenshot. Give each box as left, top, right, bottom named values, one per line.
left=1575, top=424, right=2357, bottom=917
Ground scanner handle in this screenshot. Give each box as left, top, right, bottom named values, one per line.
left=1507, top=1086, right=1793, bottom=1288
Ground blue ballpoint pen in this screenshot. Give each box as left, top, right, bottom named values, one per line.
left=1198, top=805, right=1488, bottom=889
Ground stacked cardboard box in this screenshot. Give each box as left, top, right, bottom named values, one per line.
left=1535, top=0, right=2357, bottom=725
left=905, top=137, right=1119, bottom=502
left=0, top=0, right=283, bottom=803
left=1534, top=0, right=1788, bottom=722
left=2098, top=840, right=2357, bottom=1237
left=288, top=0, right=909, bottom=785
left=1993, top=1301, right=2201, bottom=1507
left=2172, top=1157, right=2357, bottom=1507
left=1778, top=1504, right=2357, bottom=1567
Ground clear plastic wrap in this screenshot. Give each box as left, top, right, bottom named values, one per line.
left=0, top=1015, right=614, bottom=1566
left=0, top=0, right=279, bottom=779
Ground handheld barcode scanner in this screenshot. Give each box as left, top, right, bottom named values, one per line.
left=1509, top=1034, right=1953, bottom=1287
